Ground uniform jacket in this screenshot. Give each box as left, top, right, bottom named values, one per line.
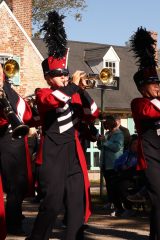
left=131, top=97, right=160, bottom=170
left=0, top=81, right=32, bottom=127
left=0, top=81, right=33, bottom=195
left=35, top=83, right=99, bottom=222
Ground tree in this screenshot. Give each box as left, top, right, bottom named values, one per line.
left=0, top=0, right=87, bottom=29
left=32, top=0, right=87, bottom=23
left=32, top=0, right=87, bottom=36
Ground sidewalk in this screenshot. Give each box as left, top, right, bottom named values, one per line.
left=6, top=186, right=150, bottom=240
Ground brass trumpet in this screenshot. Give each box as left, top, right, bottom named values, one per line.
left=80, top=68, right=113, bottom=89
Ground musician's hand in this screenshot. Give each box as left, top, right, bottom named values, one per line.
left=72, top=70, right=86, bottom=86
left=79, top=77, right=88, bottom=89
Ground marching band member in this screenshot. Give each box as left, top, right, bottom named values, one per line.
left=0, top=175, right=6, bottom=240
left=26, top=11, right=99, bottom=240
left=130, top=27, right=160, bottom=240
left=0, top=63, right=33, bottom=235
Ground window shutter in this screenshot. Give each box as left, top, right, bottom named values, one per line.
left=12, top=56, right=20, bottom=86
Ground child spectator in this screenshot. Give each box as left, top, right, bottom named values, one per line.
left=113, top=134, right=139, bottom=217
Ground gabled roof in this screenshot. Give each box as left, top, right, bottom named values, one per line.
left=32, top=38, right=141, bottom=111
left=84, top=46, right=110, bottom=61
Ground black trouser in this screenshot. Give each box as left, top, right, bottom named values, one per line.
left=104, top=169, right=132, bottom=210
left=145, top=162, right=160, bottom=240
left=142, top=135, right=160, bottom=240
left=0, top=127, right=28, bottom=228
left=103, top=169, right=115, bottom=203
left=29, top=136, right=85, bottom=240
left=114, top=169, right=139, bottom=210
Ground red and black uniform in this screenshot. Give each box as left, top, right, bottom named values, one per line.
left=0, top=175, right=6, bottom=240
left=0, top=81, right=32, bottom=234
left=28, top=83, right=99, bottom=240
left=131, top=97, right=160, bottom=239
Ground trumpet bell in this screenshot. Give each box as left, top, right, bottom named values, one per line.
left=3, top=59, right=19, bottom=78
left=99, top=68, right=113, bottom=84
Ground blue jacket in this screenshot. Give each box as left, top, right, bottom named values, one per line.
left=114, top=150, right=137, bottom=171
left=100, top=128, right=124, bottom=170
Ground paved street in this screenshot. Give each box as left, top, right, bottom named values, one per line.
left=6, top=188, right=149, bottom=240
left=6, top=188, right=150, bottom=240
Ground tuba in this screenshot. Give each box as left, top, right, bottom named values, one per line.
left=0, top=59, right=29, bottom=138
left=80, top=68, right=113, bottom=89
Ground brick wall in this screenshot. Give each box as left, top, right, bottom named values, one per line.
left=0, top=4, right=47, bottom=97
left=5, top=0, right=32, bottom=38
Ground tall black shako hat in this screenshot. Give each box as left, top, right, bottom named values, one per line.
left=40, top=11, right=69, bottom=76
left=130, top=26, right=160, bottom=89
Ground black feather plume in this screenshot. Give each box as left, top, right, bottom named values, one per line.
left=40, top=11, right=67, bottom=59
left=130, top=26, right=157, bottom=69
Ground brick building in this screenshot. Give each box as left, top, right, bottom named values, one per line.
left=0, top=0, right=47, bottom=97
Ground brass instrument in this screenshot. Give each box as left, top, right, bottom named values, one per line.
left=80, top=68, right=113, bottom=89
left=3, top=59, right=19, bottom=78
left=0, top=93, right=29, bottom=138
left=0, top=59, right=29, bottom=138
left=25, top=94, right=39, bottom=117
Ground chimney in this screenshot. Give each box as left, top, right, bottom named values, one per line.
left=5, top=0, right=32, bottom=38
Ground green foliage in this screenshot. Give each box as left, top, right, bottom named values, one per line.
left=32, top=0, right=87, bottom=37
left=0, top=0, right=87, bottom=37
left=0, top=0, right=87, bottom=20
left=32, top=0, right=87, bottom=23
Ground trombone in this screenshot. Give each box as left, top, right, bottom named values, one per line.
left=80, top=68, right=113, bottom=89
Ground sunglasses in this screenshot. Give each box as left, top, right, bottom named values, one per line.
left=49, top=69, right=69, bottom=77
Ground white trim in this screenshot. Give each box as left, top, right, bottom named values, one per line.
left=17, top=97, right=25, bottom=122
left=91, top=102, right=98, bottom=114
left=56, top=103, right=69, bottom=113
left=0, top=53, right=13, bottom=57
left=65, top=48, right=70, bottom=68
left=103, top=46, right=120, bottom=62
left=59, top=118, right=78, bottom=133
left=150, top=98, right=160, bottom=110
left=52, top=90, right=70, bottom=103
left=0, top=1, right=44, bottom=61
left=57, top=111, right=73, bottom=122
left=83, top=102, right=98, bottom=115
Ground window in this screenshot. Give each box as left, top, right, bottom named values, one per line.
left=103, top=46, right=120, bottom=78
left=0, top=55, right=20, bottom=85
left=105, top=61, right=116, bottom=75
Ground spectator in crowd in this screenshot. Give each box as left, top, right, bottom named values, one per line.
left=113, top=134, right=138, bottom=217
left=98, top=115, right=124, bottom=215
left=114, top=114, right=131, bottom=151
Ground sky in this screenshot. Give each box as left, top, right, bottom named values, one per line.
left=64, top=0, right=160, bottom=48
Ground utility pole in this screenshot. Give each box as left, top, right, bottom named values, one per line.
left=99, top=88, right=104, bottom=197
